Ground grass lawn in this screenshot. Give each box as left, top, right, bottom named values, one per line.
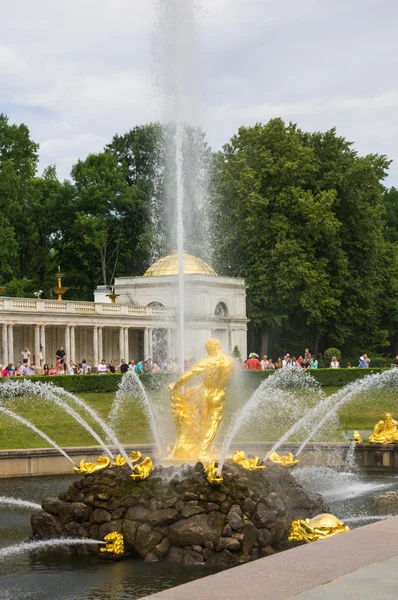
left=1, top=386, right=398, bottom=450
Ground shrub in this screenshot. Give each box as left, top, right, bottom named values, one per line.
left=323, top=347, right=342, bottom=366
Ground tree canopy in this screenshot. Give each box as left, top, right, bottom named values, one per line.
left=1, top=112, right=398, bottom=356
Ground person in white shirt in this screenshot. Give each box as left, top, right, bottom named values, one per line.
left=260, top=355, right=269, bottom=370
left=21, top=347, right=31, bottom=364
left=330, top=356, right=340, bottom=368
left=67, top=361, right=75, bottom=375
left=97, top=359, right=107, bottom=374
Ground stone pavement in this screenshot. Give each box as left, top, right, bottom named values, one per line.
left=139, top=516, right=398, bottom=600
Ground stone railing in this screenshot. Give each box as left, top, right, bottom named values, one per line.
left=0, top=297, right=174, bottom=319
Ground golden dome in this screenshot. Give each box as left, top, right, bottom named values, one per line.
left=143, top=251, right=217, bottom=277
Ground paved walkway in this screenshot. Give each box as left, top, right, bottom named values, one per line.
left=139, top=516, right=398, bottom=600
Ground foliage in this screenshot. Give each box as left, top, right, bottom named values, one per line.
left=212, top=118, right=398, bottom=357
left=323, top=347, right=342, bottom=365
left=231, top=345, right=241, bottom=359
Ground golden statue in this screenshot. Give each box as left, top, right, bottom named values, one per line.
left=131, top=456, right=153, bottom=481
left=288, top=513, right=349, bottom=543
left=168, top=338, right=234, bottom=461
left=205, top=462, right=223, bottom=485
left=368, top=413, right=398, bottom=444
left=268, top=451, right=299, bottom=467
left=73, top=456, right=111, bottom=475
left=130, top=450, right=143, bottom=463
left=112, top=454, right=127, bottom=466
left=353, top=430, right=363, bottom=443
left=100, top=532, right=125, bottom=555
left=232, top=450, right=266, bottom=471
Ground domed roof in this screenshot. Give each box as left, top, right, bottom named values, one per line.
left=143, top=251, right=217, bottom=277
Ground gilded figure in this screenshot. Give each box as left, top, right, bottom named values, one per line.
left=368, top=413, right=398, bottom=444
left=268, top=451, right=299, bottom=467
left=353, top=430, right=363, bottom=443
left=131, top=456, right=153, bottom=481
left=168, top=338, right=234, bottom=460
left=100, top=532, right=125, bottom=555
left=205, top=462, right=223, bottom=485
left=73, top=456, right=111, bottom=475
left=232, top=450, right=266, bottom=471
left=288, top=513, right=349, bottom=543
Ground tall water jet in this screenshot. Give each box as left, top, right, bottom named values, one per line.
left=109, top=370, right=162, bottom=455
left=0, top=406, right=75, bottom=465
left=153, top=0, right=209, bottom=368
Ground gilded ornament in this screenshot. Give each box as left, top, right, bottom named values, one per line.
left=73, top=456, right=111, bottom=475
left=168, top=338, right=234, bottom=461
left=353, top=430, right=363, bottom=443
left=130, top=450, right=143, bottom=463
left=131, top=457, right=153, bottom=481
left=268, top=451, right=299, bottom=467
left=100, top=532, right=125, bottom=555
left=368, top=413, right=398, bottom=444
left=112, top=454, right=127, bottom=466
left=288, top=513, right=349, bottom=543
left=232, top=450, right=266, bottom=471
left=205, top=462, right=223, bottom=485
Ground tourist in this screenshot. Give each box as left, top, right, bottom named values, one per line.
left=357, top=355, right=368, bottom=368
left=346, top=362, right=353, bottom=368
left=310, top=355, right=318, bottom=369
left=275, top=357, right=282, bottom=369
left=128, top=360, right=136, bottom=372
left=21, top=347, right=31, bottom=364
left=58, top=363, right=67, bottom=375
left=97, top=359, right=107, bottom=374
left=364, top=354, right=371, bottom=367
left=330, top=356, right=340, bottom=369
left=260, top=355, right=269, bottom=370
left=81, top=359, right=91, bottom=375
left=108, top=360, right=117, bottom=374
left=67, top=361, right=75, bottom=375
left=267, top=358, right=275, bottom=369
left=144, top=358, right=152, bottom=373
left=119, top=359, right=128, bottom=374
left=136, top=359, right=144, bottom=374
left=15, top=362, right=23, bottom=376
left=2, top=364, right=12, bottom=376
left=40, top=345, right=44, bottom=365
left=43, top=363, right=49, bottom=376
left=48, top=365, right=58, bottom=376
left=160, top=359, right=168, bottom=372
left=245, top=353, right=261, bottom=370
left=152, top=362, right=160, bottom=372
left=282, top=353, right=291, bottom=368
left=56, top=346, right=66, bottom=364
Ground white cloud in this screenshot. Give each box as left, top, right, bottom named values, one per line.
left=1, top=0, right=397, bottom=184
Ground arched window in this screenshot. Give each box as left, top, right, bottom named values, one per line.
left=215, top=302, right=228, bottom=318
left=147, top=301, right=165, bottom=308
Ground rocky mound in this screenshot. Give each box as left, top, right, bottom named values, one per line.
left=31, top=461, right=324, bottom=568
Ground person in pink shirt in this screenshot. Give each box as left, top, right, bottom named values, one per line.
left=2, top=364, right=13, bottom=377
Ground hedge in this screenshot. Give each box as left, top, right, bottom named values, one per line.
left=0, top=368, right=390, bottom=393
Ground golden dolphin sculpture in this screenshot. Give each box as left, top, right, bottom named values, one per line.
left=268, top=451, right=299, bottom=467
left=288, top=513, right=349, bottom=543
left=232, top=451, right=266, bottom=471
left=100, top=532, right=125, bottom=555
left=73, top=456, right=111, bottom=475
left=131, top=457, right=153, bottom=481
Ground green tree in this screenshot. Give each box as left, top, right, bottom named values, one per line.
left=212, top=119, right=395, bottom=357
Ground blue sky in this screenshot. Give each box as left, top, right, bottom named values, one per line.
left=1, top=0, right=397, bottom=184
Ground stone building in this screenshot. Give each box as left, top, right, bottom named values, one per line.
left=0, top=251, right=247, bottom=370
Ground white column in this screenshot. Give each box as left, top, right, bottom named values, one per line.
left=98, top=326, right=103, bottom=361
left=93, top=326, right=99, bottom=369
left=34, top=325, right=40, bottom=368
left=144, top=328, right=149, bottom=360
left=7, top=324, right=14, bottom=365
left=119, top=327, right=125, bottom=362
left=124, top=327, right=129, bottom=361
left=2, top=324, right=8, bottom=366
left=70, top=325, right=75, bottom=363
left=148, top=327, right=153, bottom=358
left=40, top=325, right=46, bottom=364
left=64, top=325, right=70, bottom=364
left=167, top=329, right=172, bottom=359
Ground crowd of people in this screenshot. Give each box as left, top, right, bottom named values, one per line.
left=242, top=349, right=372, bottom=370
left=0, top=344, right=375, bottom=377
left=0, top=345, right=190, bottom=377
